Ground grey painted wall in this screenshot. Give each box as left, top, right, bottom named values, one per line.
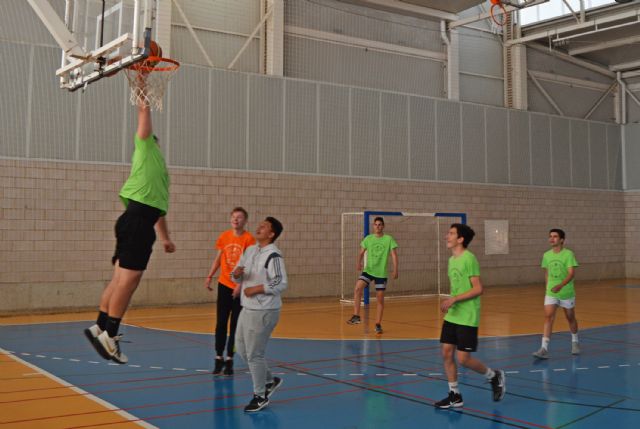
left=0, top=38, right=623, bottom=192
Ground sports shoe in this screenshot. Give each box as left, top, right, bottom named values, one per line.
left=346, top=315, right=361, bottom=325
left=213, top=357, right=224, bottom=375
left=375, top=324, right=383, bottom=334
left=434, top=391, right=463, bottom=409
left=244, top=395, right=269, bottom=412
left=83, top=325, right=111, bottom=360
left=223, top=359, right=234, bottom=375
left=96, top=331, right=128, bottom=364
left=571, top=342, right=580, bottom=355
left=265, top=377, right=283, bottom=398
left=532, top=347, right=549, bottom=359
left=490, top=370, right=506, bottom=402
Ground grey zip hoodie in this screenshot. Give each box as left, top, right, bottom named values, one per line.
left=233, top=243, right=287, bottom=310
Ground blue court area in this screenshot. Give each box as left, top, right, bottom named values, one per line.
left=1, top=322, right=640, bottom=429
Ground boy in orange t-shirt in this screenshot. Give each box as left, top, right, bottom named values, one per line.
left=205, top=207, right=256, bottom=375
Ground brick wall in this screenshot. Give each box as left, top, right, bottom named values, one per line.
left=0, top=158, right=628, bottom=313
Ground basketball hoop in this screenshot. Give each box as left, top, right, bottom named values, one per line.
left=124, top=56, right=180, bottom=111
left=490, top=1, right=508, bottom=27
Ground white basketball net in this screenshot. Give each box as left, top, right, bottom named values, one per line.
left=124, top=57, right=179, bottom=111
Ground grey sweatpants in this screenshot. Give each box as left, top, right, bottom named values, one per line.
left=235, top=308, right=280, bottom=397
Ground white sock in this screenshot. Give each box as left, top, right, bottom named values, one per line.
left=571, top=333, right=579, bottom=343
left=542, top=337, right=550, bottom=350
left=484, top=368, right=495, bottom=380
left=448, top=382, right=460, bottom=394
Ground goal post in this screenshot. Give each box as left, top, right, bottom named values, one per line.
left=340, top=211, right=467, bottom=305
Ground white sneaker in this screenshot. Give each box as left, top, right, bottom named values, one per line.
left=97, top=331, right=128, bottom=364
left=85, top=324, right=102, bottom=339
left=571, top=342, right=580, bottom=355
left=84, top=324, right=111, bottom=360
left=532, top=347, right=549, bottom=359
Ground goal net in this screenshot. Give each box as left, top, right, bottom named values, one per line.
left=340, top=211, right=466, bottom=304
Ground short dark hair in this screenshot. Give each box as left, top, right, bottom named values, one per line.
left=549, top=228, right=565, bottom=240
left=373, top=216, right=384, bottom=225
left=232, top=207, right=248, bottom=219
left=451, top=223, right=475, bottom=248
left=265, top=216, right=283, bottom=242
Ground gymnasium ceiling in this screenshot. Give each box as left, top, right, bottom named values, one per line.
left=519, top=1, right=640, bottom=80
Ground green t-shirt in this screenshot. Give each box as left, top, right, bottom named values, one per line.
left=361, top=234, right=398, bottom=278
left=119, top=134, right=170, bottom=215
left=444, top=250, right=481, bottom=327
left=541, top=248, right=578, bottom=299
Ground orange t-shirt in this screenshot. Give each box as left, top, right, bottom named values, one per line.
left=216, top=230, right=256, bottom=289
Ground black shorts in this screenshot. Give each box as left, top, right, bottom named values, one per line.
left=359, top=272, right=387, bottom=291
left=439, top=320, right=478, bottom=352
left=112, top=200, right=161, bottom=271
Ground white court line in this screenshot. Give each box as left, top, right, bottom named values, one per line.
left=323, top=373, right=337, bottom=376
left=505, top=371, right=520, bottom=374
left=69, top=358, right=80, bottom=362
left=52, top=357, right=62, bottom=360
left=375, top=373, right=389, bottom=376
left=129, top=365, right=141, bottom=368
left=172, top=368, right=186, bottom=371
left=428, top=373, right=443, bottom=376
left=598, top=366, right=610, bottom=369
left=576, top=367, right=589, bottom=370
left=402, top=373, right=418, bottom=376
left=619, top=364, right=630, bottom=367
left=35, top=355, right=46, bottom=358
left=553, top=368, right=566, bottom=372
left=530, top=369, right=544, bottom=373
left=150, top=366, right=163, bottom=369
left=88, top=361, right=100, bottom=364
left=0, top=347, right=157, bottom=429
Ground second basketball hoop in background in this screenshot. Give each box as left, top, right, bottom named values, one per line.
left=124, top=40, right=179, bottom=111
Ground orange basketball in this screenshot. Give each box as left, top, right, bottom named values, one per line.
left=490, top=0, right=501, bottom=4
left=147, top=40, right=162, bottom=68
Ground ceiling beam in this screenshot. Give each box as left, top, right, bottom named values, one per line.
left=506, top=7, right=640, bottom=46
left=611, top=59, right=640, bottom=72
left=338, top=0, right=458, bottom=21
left=449, top=0, right=548, bottom=29
left=568, top=34, right=640, bottom=56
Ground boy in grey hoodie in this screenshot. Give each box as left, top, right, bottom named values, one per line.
left=232, top=216, right=287, bottom=412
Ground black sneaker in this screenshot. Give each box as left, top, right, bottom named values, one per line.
left=490, top=370, right=506, bottom=402
left=375, top=324, right=383, bottom=334
left=223, top=359, right=234, bottom=375
left=213, top=357, right=224, bottom=375
left=265, top=377, right=283, bottom=398
left=244, top=395, right=269, bottom=412
left=347, top=315, right=361, bottom=325
left=434, top=391, right=463, bottom=409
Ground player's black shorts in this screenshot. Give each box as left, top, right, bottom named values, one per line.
left=439, top=320, right=479, bottom=352
left=359, top=272, right=387, bottom=290
left=112, top=200, right=161, bottom=271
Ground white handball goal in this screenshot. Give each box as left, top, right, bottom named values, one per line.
left=340, top=211, right=467, bottom=304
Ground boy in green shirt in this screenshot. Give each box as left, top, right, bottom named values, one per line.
left=347, top=216, right=398, bottom=334
left=533, top=228, right=580, bottom=359
left=435, top=224, right=505, bottom=409
left=84, top=104, right=175, bottom=364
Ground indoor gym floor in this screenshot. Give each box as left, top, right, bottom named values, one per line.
left=1, top=280, right=640, bottom=429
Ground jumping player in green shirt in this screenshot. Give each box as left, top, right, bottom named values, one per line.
left=435, top=223, right=505, bottom=409
left=84, top=104, right=175, bottom=364
left=533, top=228, right=580, bottom=359
left=347, top=216, right=398, bottom=334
